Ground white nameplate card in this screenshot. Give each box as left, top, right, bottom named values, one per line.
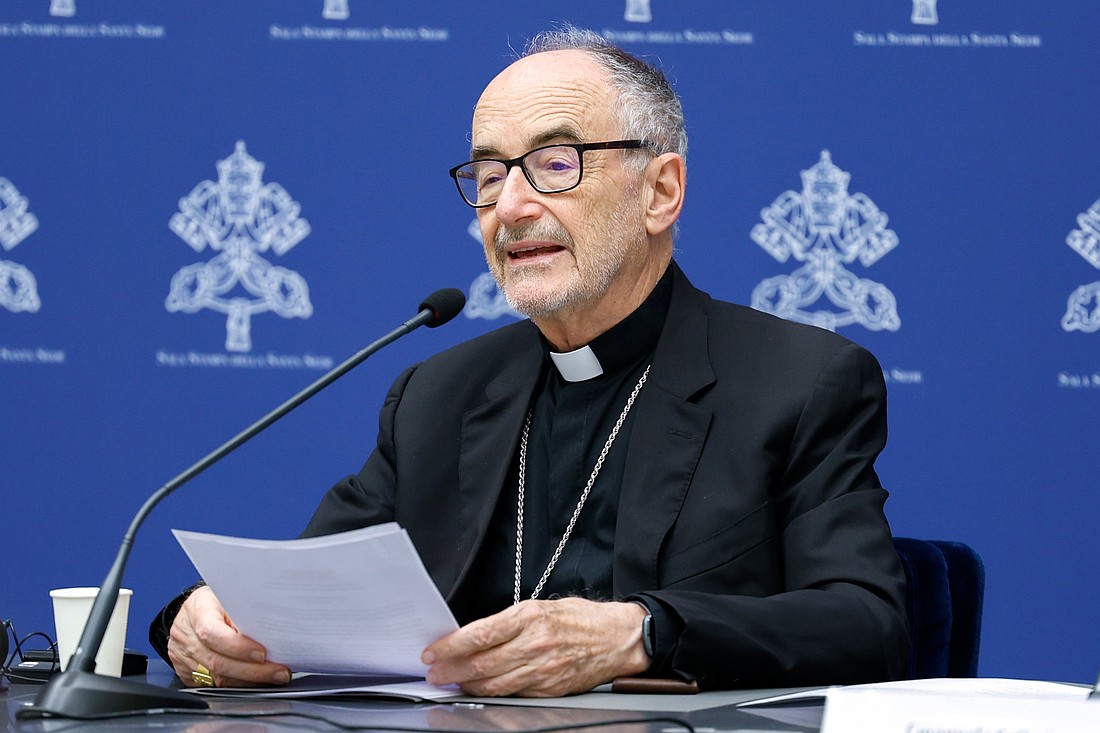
left=820, top=678, right=1098, bottom=733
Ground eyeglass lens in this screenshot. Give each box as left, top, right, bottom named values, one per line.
left=455, top=145, right=582, bottom=206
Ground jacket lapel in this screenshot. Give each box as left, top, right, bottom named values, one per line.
left=615, top=265, right=716, bottom=593
left=446, top=325, right=543, bottom=600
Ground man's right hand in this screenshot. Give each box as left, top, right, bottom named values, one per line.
left=167, top=585, right=292, bottom=687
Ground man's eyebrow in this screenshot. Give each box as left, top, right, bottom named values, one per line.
left=529, top=125, right=585, bottom=148
left=469, top=143, right=502, bottom=161
left=469, top=125, right=586, bottom=160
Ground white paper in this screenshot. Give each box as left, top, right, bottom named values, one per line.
left=740, top=676, right=1091, bottom=707
left=742, top=678, right=1095, bottom=733
left=821, top=683, right=1099, bottom=733
left=173, top=523, right=458, bottom=676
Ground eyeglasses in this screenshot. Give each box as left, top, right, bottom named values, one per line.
left=448, top=140, right=650, bottom=208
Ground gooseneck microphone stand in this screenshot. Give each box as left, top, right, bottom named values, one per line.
left=19, top=289, right=466, bottom=719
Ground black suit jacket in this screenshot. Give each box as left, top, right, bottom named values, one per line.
left=301, top=263, right=909, bottom=688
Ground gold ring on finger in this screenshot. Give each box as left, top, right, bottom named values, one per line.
left=191, top=664, right=215, bottom=687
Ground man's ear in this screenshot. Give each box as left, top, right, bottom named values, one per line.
left=644, top=153, right=686, bottom=236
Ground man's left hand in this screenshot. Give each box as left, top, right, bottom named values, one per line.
left=421, top=598, right=650, bottom=697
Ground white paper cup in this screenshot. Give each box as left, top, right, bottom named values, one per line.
left=50, top=587, right=132, bottom=677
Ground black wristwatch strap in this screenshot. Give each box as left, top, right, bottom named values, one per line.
left=641, top=610, right=655, bottom=658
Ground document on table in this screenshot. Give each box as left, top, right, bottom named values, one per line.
left=172, top=523, right=459, bottom=677
left=186, top=674, right=461, bottom=703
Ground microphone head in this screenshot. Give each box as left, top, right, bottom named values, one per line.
left=419, top=288, right=467, bottom=328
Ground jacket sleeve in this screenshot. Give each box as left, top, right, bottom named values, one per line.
left=642, top=343, right=909, bottom=688
left=299, top=363, right=419, bottom=538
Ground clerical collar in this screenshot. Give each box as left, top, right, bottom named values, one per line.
left=546, top=265, right=674, bottom=382
left=549, top=346, right=604, bottom=382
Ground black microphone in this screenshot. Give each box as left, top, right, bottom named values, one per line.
left=1, top=619, right=9, bottom=692
left=20, top=288, right=466, bottom=720
left=419, top=287, right=466, bottom=328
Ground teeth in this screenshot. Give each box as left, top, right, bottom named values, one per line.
left=508, top=243, right=563, bottom=259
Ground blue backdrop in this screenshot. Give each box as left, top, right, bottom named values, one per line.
left=2, top=0, right=1098, bottom=684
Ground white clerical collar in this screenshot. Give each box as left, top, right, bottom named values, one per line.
left=549, top=345, right=604, bottom=382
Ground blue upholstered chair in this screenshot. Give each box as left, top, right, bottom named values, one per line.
left=892, top=538, right=984, bottom=678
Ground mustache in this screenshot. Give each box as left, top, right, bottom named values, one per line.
left=494, top=220, right=574, bottom=252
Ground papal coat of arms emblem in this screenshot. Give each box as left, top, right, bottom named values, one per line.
left=166, top=141, right=313, bottom=352
left=750, top=150, right=901, bottom=332
left=0, top=177, right=41, bottom=314
left=911, top=0, right=938, bottom=26
left=625, top=0, right=652, bottom=23
left=322, top=0, right=349, bottom=20
left=1062, top=198, right=1100, bottom=333
left=49, top=0, right=75, bottom=18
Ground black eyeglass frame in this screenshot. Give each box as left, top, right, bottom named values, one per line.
left=448, top=139, right=652, bottom=208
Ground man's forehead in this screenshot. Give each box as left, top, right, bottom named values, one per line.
left=471, top=50, right=616, bottom=152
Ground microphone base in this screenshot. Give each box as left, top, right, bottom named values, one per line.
left=16, top=669, right=208, bottom=720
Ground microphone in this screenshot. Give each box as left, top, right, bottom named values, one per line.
left=419, top=287, right=466, bottom=328
left=19, top=288, right=466, bottom=720
left=1, top=619, right=8, bottom=692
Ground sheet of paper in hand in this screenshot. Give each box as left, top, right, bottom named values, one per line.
left=173, top=523, right=458, bottom=677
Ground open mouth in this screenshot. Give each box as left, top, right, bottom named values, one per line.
left=509, top=243, right=566, bottom=260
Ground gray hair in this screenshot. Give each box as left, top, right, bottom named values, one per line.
left=522, top=26, right=688, bottom=164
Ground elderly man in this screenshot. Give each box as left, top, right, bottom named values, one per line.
left=152, top=27, right=908, bottom=696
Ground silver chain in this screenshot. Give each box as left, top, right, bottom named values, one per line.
left=513, top=364, right=651, bottom=604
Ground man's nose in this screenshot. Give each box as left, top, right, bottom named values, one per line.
left=493, top=166, right=542, bottom=225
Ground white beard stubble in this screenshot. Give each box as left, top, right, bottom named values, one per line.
left=489, top=192, right=643, bottom=318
